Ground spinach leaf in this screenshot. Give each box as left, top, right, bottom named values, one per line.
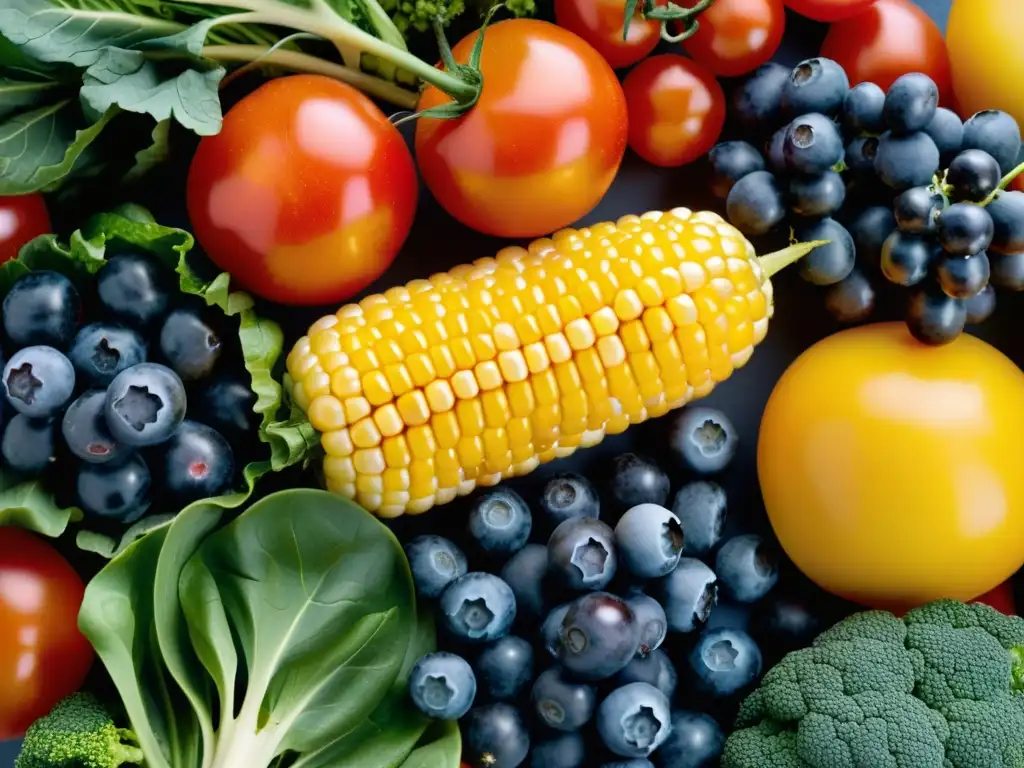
left=399, top=721, right=462, bottom=768
left=0, top=468, right=82, bottom=537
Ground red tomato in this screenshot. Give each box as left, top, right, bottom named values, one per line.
left=622, top=54, right=726, bottom=167
left=0, top=195, right=51, bottom=264
left=820, top=0, right=953, bottom=107
left=0, top=528, right=93, bottom=739
left=680, top=0, right=786, bottom=78
left=1011, top=175, right=1024, bottom=193
left=187, top=75, right=418, bottom=306
left=972, top=581, right=1017, bottom=615
left=416, top=20, right=628, bottom=239
left=554, top=0, right=663, bottom=70
left=783, top=0, right=876, bottom=22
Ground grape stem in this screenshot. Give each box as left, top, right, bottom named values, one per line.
left=759, top=241, right=830, bottom=279
left=979, top=160, right=1024, bottom=207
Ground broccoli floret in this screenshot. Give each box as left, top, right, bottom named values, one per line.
left=15, top=693, right=144, bottom=768
left=723, top=600, right=1024, bottom=768
left=379, top=0, right=535, bottom=35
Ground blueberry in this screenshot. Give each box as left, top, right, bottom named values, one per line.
left=947, top=149, right=1002, bottom=202
left=62, top=390, right=129, bottom=465
left=405, top=535, right=467, bottom=599
left=2, top=271, right=81, bottom=349
left=765, top=128, right=787, bottom=174
left=68, top=323, right=147, bottom=388
left=194, top=375, right=258, bottom=439
left=542, top=603, right=572, bottom=659
left=671, top=408, right=737, bottom=474
left=841, top=82, right=885, bottom=135
left=3, top=346, right=75, bottom=418
left=475, top=635, right=534, bottom=701
left=652, top=711, right=724, bottom=768
left=883, top=73, right=938, bottom=135
left=964, top=283, right=997, bottom=324
left=990, top=252, right=1024, bottom=291
left=596, top=683, right=672, bottom=758
left=824, top=270, right=876, bottom=324
left=708, top=142, right=765, bottom=200
left=714, top=535, right=779, bottom=603
left=937, top=252, right=990, bottom=300
left=937, top=202, right=994, bottom=256
left=961, top=110, right=1022, bottom=175
left=789, top=171, right=846, bottom=218
left=548, top=517, right=618, bottom=591
left=751, top=596, right=824, bottom=653
left=500, top=544, right=548, bottom=622
left=440, top=572, right=516, bottom=643
left=906, top=286, right=966, bottom=346
left=924, top=107, right=964, bottom=165
left=730, top=63, right=789, bottom=132
left=104, top=363, right=187, bottom=447
left=97, top=254, right=171, bottom=329
left=725, top=171, right=785, bottom=236
left=462, top=703, right=530, bottom=768
left=783, top=113, right=844, bottom=175
left=874, top=131, right=940, bottom=190
left=626, top=593, right=668, bottom=656
left=557, top=592, right=641, bottom=680
left=988, top=191, right=1024, bottom=254
left=881, top=231, right=936, bottom=287
left=848, top=205, right=896, bottom=269
left=781, top=59, right=849, bottom=118
left=539, top=473, right=600, bottom=525
left=795, top=218, right=856, bottom=286
left=893, top=186, right=943, bottom=235
left=158, top=307, right=223, bottom=382
left=609, top=453, right=669, bottom=509
left=614, top=504, right=684, bottom=580
left=408, top=652, right=476, bottom=720
left=76, top=453, right=151, bottom=524
left=2, top=415, right=56, bottom=474
left=688, top=628, right=762, bottom=697
left=531, top=667, right=596, bottom=732
left=844, top=136, right=878, bottom=176
left=161, top=420, right=234, bottom=501
left=653, top=558, right=717, bottom=633
left=530, top=732, right=585, bottom=768
left=670, top=481, right=726, bottom=556
left=468, top=488, right=532, bottom=555
left=616, top=648, right=677, bottom=699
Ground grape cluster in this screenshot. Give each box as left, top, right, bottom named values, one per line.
left=709, top=58, right=1024, bottom=345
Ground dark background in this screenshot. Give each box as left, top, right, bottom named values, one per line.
left=0, top=0, right=972, bottom=764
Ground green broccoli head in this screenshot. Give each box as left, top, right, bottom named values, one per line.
left=15, top=692, right=144, bottom=768
left=723, top=600, right=1024, bottom=768
left=378, top=0, right=536, bottom=35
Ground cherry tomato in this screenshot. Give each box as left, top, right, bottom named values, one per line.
left=416, top=20, right=628, bottom=239
left=0, top=195, right=51, bottom=264
left=948, top=0, right=1024, bottom=131
left=783, top=0, right=876, bottom=22
left=1011, top=175, right=1024, bottom=194
left=759, top=323, right=1024, bottom=611
left=680, top=0, right=786, bottom=79
left=820, top=0, right=953, bottom=107
left=187, top=75, right=418, bottom=306
left=0, top=528, right=93, bottom=739
left=973, top=581, right=1016, bottom=616
left=622, top=54, right=725, bottom=168
left=554, top=0, right=663, bottom=70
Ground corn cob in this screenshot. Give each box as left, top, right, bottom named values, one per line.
left=286, top=208, right=816, bottom=517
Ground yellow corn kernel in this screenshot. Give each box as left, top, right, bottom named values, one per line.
left=456, top=436, right=485, bottom=473
left=409, top=460, right=437, bottom=498
left=565, top=318, right=596, bottom=350
left=482, top=390, right=511, bottom=429
left=531, top=404, right=560, bottom=448
left=620, top=320, right=650, bottom=353
left=456, top=399, right=485, bottom=437
left=544, top=333, right=572, bottom=364
left=451, top=338, right=476, bottom=370
left=406, top=353, right=436, bottom=387
left=451, top=370, right=480, bottom=400
left=596, top=335, right=626, bottom=369
left=324, top=456, right=356, bottom=483
left=373, top=404, right=404, bottom=438
left=407, top=425, right=437, bottom=460
left=523, top=342, right=550, bottom=374
left=590, top=306, right=620, bottom=336
left=344, top=396, right=371, bottom=424
left=362, top=371, right=392, bottom=406
left=425, top=380, right=455, bottom=413
left=303, top=370, right=330, bottom=400
left=631, top=351, right=664, bottom=402
left=353, top=448, right=386, bottom=476
left=382, top=435, right=411, bottom=467
left=430, top=345, right=457, bottom=378
left=483, top=428, right=511, bottom=473
left=475, top=360, right=503, bottom=391
left=498, top=350, right=528, bottom=383
left=350, top=347, right=379, bottom=373
left=435, top=447, right=463, bottom=488
left=396, top=391, right=430, bottom=427
left=307, top=396, right=346, bottom=432
left=322, top=429, right=354, bottom=457
left=515, top=315, right=543, bottom=345
left=537, top=304, right=562, bottom=335
left=432, top=411, right=461, bottom=449
left=350, top=417, right=382, bottom=448
left=507, top=380, right=535, bottom=417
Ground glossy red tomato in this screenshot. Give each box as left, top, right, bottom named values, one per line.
left=680, top=0, right=786, bottom=78
left=1011, top=175, right=1024, bottom=193
left=187, top=75, right=418, bottom=306
left=783, top=0, right=876, bottom=22
left=416, top=20, right=628, bottom=239
left=820, top=0, right=953, bottom=106
left=973, top=581, right=1016, bottom=616
left=622, top=54, right=725, bottom=167
left=0, top=195, right=51, bottom=264
left=554, top=0, right=663, bottom=69
left=0, top=528, right=93, bottom=739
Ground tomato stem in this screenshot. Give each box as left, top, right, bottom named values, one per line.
left=642, top=0, right=716, bottom=44
left=759, top=240, right=829, bottom=279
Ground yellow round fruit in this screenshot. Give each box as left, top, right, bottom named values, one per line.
left=758, top=322, right=1024, bottom=610
left=947, top=0, right=1024, bottom=132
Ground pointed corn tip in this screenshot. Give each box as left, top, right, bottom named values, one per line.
left=759, top=240, right=831, bottom=279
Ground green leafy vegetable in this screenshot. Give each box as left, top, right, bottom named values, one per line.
left=73, top=489, right=443, bottom=768
left=0, top=205, right=313, bottom=542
